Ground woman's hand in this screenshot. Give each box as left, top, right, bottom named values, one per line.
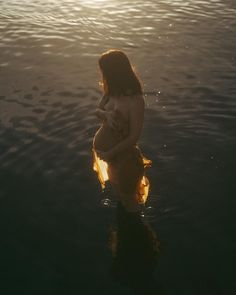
left=105, top=111, right=117, bottom=130
left=96, top=149, right=114, bottom=162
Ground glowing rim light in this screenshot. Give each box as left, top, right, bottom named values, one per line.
left=93, top=149, right=109, bottom=189
left=93, top=149, right=151, bottom=204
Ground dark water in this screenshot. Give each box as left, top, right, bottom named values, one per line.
left=0, top=0, right=236, bottom=294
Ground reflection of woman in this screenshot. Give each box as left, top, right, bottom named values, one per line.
left=93, top=49, right=151, bottom=212
left=109, top=202, right=160, bottom=293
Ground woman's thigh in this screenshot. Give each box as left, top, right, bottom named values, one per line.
left=108, top=154, right=144, bottom=195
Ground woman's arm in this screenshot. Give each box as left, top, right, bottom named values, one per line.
left=97, top=96, right=145, bottom=160
left=95, top=94, right=109, bottom=120
left=95, top=108, right=108, bottom=120
left=95, top=94, right=117, bottom=129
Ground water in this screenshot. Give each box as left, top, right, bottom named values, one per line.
left=0, top=0, right=236, bottom=294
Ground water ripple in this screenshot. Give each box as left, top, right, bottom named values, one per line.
left=0, top=0, right=235, bottom=203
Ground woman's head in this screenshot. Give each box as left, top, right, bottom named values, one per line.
left=98, top=49, right=143, bottom=96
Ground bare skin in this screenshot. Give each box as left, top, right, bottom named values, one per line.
left=93, top=94, right=145, bottom=212
left=93, top=94, right=122, bottom=152
left=93, top=94, right=145, bottom=161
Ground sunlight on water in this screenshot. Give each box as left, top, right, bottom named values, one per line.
left=0, top=0, right=235, bottom=168
left=0, top=0, right=235, bottom=293
left=80, top=0, right=113, bottom=5
left=0, top=0, right=235, bottom=150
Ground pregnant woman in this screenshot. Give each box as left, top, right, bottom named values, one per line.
left=93, top=49, right=151, bottom=212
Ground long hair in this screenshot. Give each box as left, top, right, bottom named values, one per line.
left=98, top=49, right=143, bottom=96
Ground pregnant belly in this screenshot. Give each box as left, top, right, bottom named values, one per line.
left=93, top=124, right=121, bottom=152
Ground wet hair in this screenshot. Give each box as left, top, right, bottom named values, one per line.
left=98, top=49, right=143, bottom=96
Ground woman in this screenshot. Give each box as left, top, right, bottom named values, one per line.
left=93, top=49, right=151, bottom=212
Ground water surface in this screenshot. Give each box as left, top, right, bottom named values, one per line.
left=0, top=0, right=236, bottom=294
